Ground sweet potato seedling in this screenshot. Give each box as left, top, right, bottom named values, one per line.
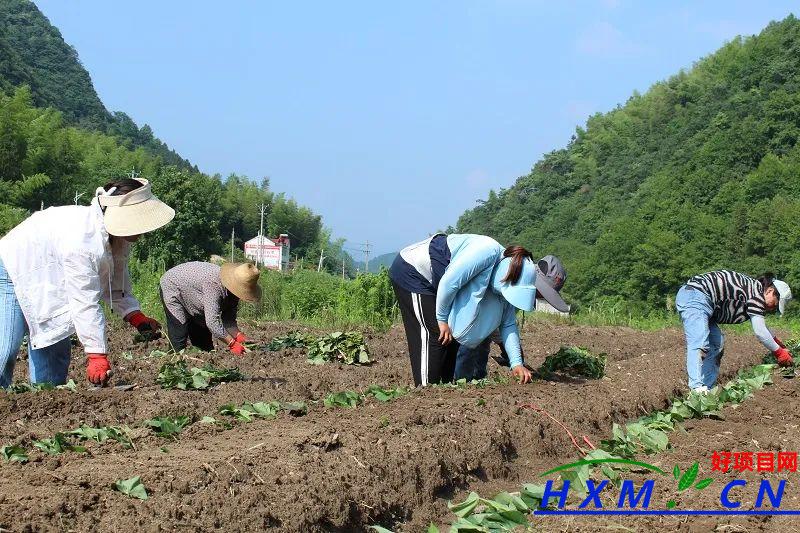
left=5, top=379, right=77, bottom=393
left=69, top=425, right=134, bottom=449
left=364, top=385, right=407, bottom=402
left=220, top=401, right=308, bottom=422
left=323, top=390, right=362, bottom=408
left=143, top=416, right=191, bottom=438
left=114, top=476, right=148, bottom=500
left=0, top=444, right=28, bottom=463
left=157, top=360, right=244, bottom=390
left=33, top=433, right=86, bottom=455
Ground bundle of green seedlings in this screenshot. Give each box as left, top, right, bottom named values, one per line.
left=264, top=331, right=315, bottom=351
left=266, top=330, right=371, bottom=365
left=537, top=346, right=607, bottom=379
left=157, top=360, right=244, bottom=390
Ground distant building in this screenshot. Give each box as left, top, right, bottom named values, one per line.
left=535, top=298, right=570, bottom=316
left=244, top=234, right=290, bottom=271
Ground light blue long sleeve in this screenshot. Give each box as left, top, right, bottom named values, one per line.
left=498, top=304, right=523, bottom=367
left=751, top=315, right=779, bottom=352
left=435, top=241, right=500, bottom=322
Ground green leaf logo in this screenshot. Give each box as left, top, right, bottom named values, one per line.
left=678, top=462, right=699, bottom=491
left=694, top=478, right=713, bottom=490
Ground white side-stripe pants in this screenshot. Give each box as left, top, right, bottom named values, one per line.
left=392, top=281, right=458, bottom=386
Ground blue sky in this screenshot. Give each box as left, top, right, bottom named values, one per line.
left=35, top=1, right=798, bottom=256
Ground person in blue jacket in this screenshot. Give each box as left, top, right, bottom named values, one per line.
left=389, top=233, right=567, bottom=386
left=456, top=255, right=569, bottom=380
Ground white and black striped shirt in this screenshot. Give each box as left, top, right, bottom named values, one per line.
left=686, top=270, right=767, bottom=324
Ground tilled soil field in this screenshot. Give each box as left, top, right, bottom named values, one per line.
left=0, top=321, right=777, bottom=532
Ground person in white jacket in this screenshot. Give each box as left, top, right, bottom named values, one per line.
left=0, top=177, right=174, bottom=387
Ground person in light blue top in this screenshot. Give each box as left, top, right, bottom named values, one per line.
left=389, top=233, right=566, bottom=386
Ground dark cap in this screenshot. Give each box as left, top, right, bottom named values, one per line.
left=534, top=255, right=569, bottom=312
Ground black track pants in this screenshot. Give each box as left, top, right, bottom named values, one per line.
left=392, top=281, right=458, bottom=386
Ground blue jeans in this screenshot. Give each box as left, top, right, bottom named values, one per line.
left=675, top=285, right=724, bottom=389
left=455, top=338, right=490, bottom=381
left=0, top=260, right=71, bottom=387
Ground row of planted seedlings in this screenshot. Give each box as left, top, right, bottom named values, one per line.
left=420, top=342, right=789, bottom=533
left=0, top=330, right=597, bottom=505
left=0, top=331, right=417, bottom=501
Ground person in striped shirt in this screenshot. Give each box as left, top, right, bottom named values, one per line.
left=675, top=270, right=793, bottom=392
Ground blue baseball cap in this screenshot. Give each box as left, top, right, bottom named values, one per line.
left=492, top=256, right=537, bottom=312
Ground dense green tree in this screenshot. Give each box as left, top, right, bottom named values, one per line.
left=458, top=15, right=800, bottom=311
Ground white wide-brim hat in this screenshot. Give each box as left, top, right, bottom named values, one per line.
left=97, top=178, right=175, bottom=237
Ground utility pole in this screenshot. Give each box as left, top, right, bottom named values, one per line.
left=317, top=248, right=325, bottom=272
left=363, top=241, right=371, bottom=273
left=230, top=228, right=235, bottom=262
left=257, top=203, right=267, bottom=268
left=74, top=190, right=85, bottom=205
left=342, top=261, right=345, bottom=280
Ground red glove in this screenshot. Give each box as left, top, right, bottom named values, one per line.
left=228, top=339, right=246, bottom=356
left=235, top=332, right=247, bottom=344
left=126, top=311, right=161, bottom=333
left=774, top=347, right=794, bottom=367
left=774, top=337, right=786, bottom=349
left=87, top=354, right=112, bottom=385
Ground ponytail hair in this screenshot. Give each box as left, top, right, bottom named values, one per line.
left=501, top=245, right=533, bottom=284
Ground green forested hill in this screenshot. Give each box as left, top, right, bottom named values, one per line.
left=0, top=0, right=351, bottom=273
left=0, top=0, right=192, bottom=168
left=356, top=252, right=397, bottom=273
left=457, top=15, right=800, bottom=313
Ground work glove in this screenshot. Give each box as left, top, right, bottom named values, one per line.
left=127, top=311, right=162, bottom=340
left=235, top=332, right=247, bottom=344
left=774, top=336, right=786, bottom=349
left=773, top=347, right=794, bottom=367
left=228, top=338, right=246, bottom=356
left=87, top=354, right=112, bottom=385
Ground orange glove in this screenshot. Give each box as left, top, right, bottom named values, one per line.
left=235, top=332, right=247, bottom=344
left=774, top=347, right=793, bottom=367
left=87, top=354, right=111, bottom=385
left=228, top=339, right=246, bottom=356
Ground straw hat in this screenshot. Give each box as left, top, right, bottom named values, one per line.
left=220, top=262, right=262, bottom=302
left=96, top=178, right=175, bottom=237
